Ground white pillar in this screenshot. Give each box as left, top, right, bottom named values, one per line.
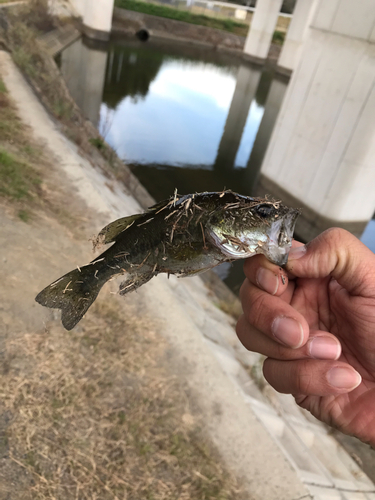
left=83, top=0, right=115, bottom=41
left=260, top=0, right=375, bottom=229
left=244, top=0, right=283, bottom=60
left=214, top=65, right=261, bottom=170
left=277, top=0, right=319, bottom=73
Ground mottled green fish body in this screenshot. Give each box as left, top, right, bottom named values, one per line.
left=35, top=190, right=300, bottom=330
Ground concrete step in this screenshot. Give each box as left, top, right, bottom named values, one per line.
left=38, top=24, right=81, bottom=57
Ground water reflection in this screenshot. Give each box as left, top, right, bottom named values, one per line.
left=58, top=36, right=290, bottom=292
left=58, top=36, right=375, bottom=295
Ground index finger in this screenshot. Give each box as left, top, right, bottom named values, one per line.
left=242, top=254, right=289, bottom=298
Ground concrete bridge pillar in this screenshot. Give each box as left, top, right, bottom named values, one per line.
left=277, top=0, right=319, bottom=74
left=68, top=0, right=114, bottom=40
left=244, top=0, right=283, bottom=61
left=259, top=0, right=375, bottom=239
left=83, top=0, right=115, bottom=41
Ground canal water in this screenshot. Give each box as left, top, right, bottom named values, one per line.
left=58, top=36, right=375, bottom=293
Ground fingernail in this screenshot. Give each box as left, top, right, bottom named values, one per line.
left=327, top=367, right=362, bottom=390
left=272, top=316, right=304, bottom=348
left=308, top=337, right=341, bottom=360
left=256, top=268, right=278, bottom=295
left=288, top=245, right=307, bottom=260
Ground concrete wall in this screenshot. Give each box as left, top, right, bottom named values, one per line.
left=260, top=0, right=375, bottom=226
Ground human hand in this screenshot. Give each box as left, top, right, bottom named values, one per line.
left=236, top=228, right=375, bottom=447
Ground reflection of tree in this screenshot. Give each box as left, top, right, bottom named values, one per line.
left=101, top=40, right=239, bottom=110
left=102, top=45, right=164, bottom=109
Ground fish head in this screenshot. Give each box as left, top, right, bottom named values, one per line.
left=208, top=198, right=300, bottom=267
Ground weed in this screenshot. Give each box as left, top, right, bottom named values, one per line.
left=0, top=149, right=41, bottom=200
left=52, top=98, right=74, bottom=120
left=18, top=209, right=30, bottom=222
left=272, top=30, right=285, bottom=45
left=0, top=78, right=6, bottom=93
left=89, top=136, right=106, bottom=150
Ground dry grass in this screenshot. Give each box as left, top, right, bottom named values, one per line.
left=0, top=295, right=244, bottom=500
left=0, top=77, right=45, bottom=220
left=0, top=77, right=75, bottom=228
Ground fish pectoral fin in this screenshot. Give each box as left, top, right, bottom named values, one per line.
left=95, top=214, right=144, bottom=246
left=118, top=272, right=155, bottom=295
left=177, top=266, right=214, bottom=278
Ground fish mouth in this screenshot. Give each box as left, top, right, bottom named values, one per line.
left=265, top=208, right=300, bottom=266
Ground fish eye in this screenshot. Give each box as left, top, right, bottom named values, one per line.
left=256, top=204, right=275, bottom=217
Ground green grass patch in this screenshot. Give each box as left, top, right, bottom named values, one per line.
left=0, top=78, right=7, bottom=93
left=17, top=209, right=31, bottom=222
left=272, top=29, right=285, bottom=45
left=0, top=149, right=41, bottom=201
left=115, top=0, right=249, bottom=36
left=89, top=136, right=106, bottom=150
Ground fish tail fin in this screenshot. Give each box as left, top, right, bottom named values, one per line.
left=35, top=264, right=107, bottom=330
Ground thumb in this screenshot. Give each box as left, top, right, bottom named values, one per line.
left=286, top=228, right=375, bottom=297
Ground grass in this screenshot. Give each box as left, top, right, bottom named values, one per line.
left=115, top=0, right=249, bottom=36
left=272, top=30, right=286, bottom=45
left=0, top=79, right=42, bottom=222
left=1, top=296, right=245, bottom=499
left=0, top=149, right=41, bottom=200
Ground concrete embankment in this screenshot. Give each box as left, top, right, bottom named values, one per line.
left=112, top=7, right=282, bottom=62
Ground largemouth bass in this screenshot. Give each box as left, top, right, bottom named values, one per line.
left=35, top=190, right=300, bottom=330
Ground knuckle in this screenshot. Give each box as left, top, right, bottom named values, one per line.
left=275, top=344, right=294, bottom=361
left=296, top=365, right=314, bottom=394
left=321, top=227, right=351, bottom=248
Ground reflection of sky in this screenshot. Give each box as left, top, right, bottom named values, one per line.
left=100, top=60, right=263, bottom=167
left=361, top=219, right=375, bottom=253
left=235, top=101, right=264, bottom=168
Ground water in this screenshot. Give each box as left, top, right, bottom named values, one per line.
left=59, top=36, right=375, bottom=294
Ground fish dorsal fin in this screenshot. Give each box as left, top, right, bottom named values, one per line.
left=96, top=214, right=144, bottom=246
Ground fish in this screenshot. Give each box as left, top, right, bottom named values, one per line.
left=35, top=190, right=300, bottom=330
